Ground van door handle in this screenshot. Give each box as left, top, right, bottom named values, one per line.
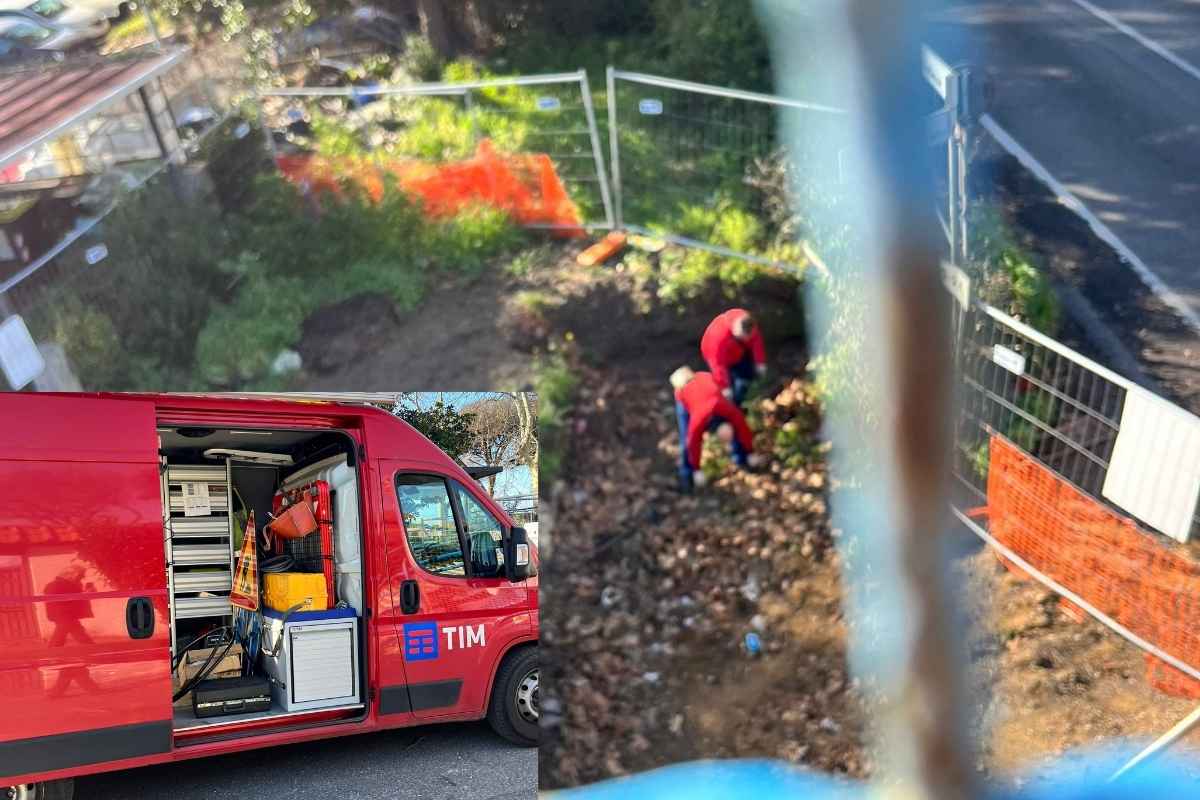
left=400, top=580, right=420, bottom=614
left=126, top=597, right=154, bottom=639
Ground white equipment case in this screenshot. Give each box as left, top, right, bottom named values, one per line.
left=260, top=608, right=359, bottom=712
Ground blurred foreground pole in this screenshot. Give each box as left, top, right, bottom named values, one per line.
left=759, top=2, right=970, bottom=798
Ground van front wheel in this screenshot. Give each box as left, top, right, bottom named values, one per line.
left=486, top=646, right=538, bottom=747
left=5, top=781, right=74, bottom=800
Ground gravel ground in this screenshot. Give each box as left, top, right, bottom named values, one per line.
left=75, top=722, right=535, bottom=800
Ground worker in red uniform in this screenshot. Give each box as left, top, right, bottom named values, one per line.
left=701, top=308, right=767, bottom=407
left=671, top=366, right=762, bottom=492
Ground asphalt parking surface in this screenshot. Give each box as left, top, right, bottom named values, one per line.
left=75, top=722, right=536, bottom=800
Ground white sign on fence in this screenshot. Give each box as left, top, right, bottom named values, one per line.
left=0, top=315, right=45, bottom=390
left=991, top=344, right=1025, bottom=376
left=85, top=243, right=108, bottom=265
left=638, top=98, right=663, bottom=115
left=1103, top=386, right=1200, bottom=543
left=536, top=96, right=561, bottom=111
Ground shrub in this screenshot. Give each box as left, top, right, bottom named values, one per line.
left=194, top=265, right=310, bottom=387
left=424, top=206, right=527, bottom=275
left=970, top=206, right=1060, bottom=334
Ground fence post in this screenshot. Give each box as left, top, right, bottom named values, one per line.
left=605, top=65, right=623, bottom=229
left=578, top=70, right=615, bottom=230
left=943, top=71, right=960, bottom=266
left=946, top=65, right=979, bottom=266
left=463, top=88, right=479, bottom=147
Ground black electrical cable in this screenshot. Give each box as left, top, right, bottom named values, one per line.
left=172, top=626, right=233, bottom=673
left=261, top=554, right=294, bottom=573
left=173, top=634, right=238, bottom=703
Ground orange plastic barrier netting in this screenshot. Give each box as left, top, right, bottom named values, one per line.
left=274, top=139, right=585, bottom=236
left=986, top=434, right=1200, bottom=698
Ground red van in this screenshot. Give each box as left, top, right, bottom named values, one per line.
left=0, top=393, right=538, bottom=799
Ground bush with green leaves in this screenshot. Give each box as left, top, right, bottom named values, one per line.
left=25, top=170, right=232, bottom=390
left=188, top=174, right=524, bottom=386
left=969, top=206, right=1060, bottom=334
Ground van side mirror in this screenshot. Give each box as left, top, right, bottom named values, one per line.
left=505, top=526, right=531, bottom=582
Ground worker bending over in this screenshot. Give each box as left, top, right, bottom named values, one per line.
left=701, top=308, right=767, bottom=407
left=671, top=366, right=761, bottom=493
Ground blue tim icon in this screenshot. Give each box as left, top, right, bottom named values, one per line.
left=403, top=622, right=439, bottom=661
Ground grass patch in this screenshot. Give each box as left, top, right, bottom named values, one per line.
left=535, top=344, right=579, bottom=486
left=103, top=9, right=174, bottom=53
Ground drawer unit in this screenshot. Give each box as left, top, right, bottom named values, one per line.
left=162, top=458, right=235, bottom=655
left=260, top=609, right=359, bottom=713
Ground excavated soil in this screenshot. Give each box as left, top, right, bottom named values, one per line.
left=531, top=249, right=868, bottom=789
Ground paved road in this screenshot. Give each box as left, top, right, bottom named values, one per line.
left=927, top=0, right=1200, bottom=316
left=74, top=722, right=536, bottom=800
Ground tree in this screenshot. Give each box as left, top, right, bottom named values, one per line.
left=461, top=392, right=538, bottom=495
left=394, top=399, right=475, bottom=458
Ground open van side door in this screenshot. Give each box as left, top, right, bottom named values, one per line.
left=377, top=460, right=533, bottom=721
left=0, top=395, right=173, bottom=784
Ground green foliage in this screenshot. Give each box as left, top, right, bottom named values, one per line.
left=505, top=244, right=557, bottom=277
left=194, top=116, right=270, bottom=213
left=41, top=295, right=122, bottom=389
left=194, top=258, right=309, bottom=386
left=650, top=0, right=771, bottom=91
left=970, top=206, right=1060, bottom=334
left=1008, top=389, right=1059, bottom=453
left=310, top=114, right=365, bottom=158
left=395, top=400, right=477, bottom=458
left=425, top=206, right=527, bottom=275
left=397, top=33, right=443, bottom=82
left=534, top=347, right=578, bottom=485
left=653, top=201, right=773, bottom=302
left=27, top=171, right=231, bottom=390
left=191, top=175, right=522, bottom=386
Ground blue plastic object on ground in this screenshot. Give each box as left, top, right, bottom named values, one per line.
left=546, top=754, right=1199, bottom=799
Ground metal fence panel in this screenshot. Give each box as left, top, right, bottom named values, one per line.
left=607, top=67, right=845, bottom=272
left=257, top=70, right=613, bottom=232
left=951, top=298, right=1200, bottom=543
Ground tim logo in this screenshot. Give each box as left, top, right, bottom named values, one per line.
left=403, top=622, right=439, bottom=661
left=402, top=622, right=486, bottom=662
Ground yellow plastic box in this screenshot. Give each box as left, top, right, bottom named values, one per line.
left=263, top=572, right=328, bottom=613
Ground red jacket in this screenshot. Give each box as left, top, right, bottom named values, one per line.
left=701, top=308, right=766, bottom=390
left=675, top=372, right=755, bottom=469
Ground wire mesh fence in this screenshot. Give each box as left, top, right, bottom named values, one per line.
left=606, top=68, right=845, bottom=271
left=951, top=286, right=1200, bottom=699
left=953, top=302, right=1127, bottom=512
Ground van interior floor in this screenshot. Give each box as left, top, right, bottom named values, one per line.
left=172, top=702, right=364, bottom=732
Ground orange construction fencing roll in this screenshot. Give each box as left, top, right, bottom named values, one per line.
left=274, top=139, right=585, bottom=236
left=987, top=434, right=1200, bottom=697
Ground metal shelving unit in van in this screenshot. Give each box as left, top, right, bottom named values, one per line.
left=162, top=460, right=235, bottom=655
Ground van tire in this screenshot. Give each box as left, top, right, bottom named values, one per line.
left=486, top=645, right=538, bottom=747
left=5, top=781, right=74, bottom=800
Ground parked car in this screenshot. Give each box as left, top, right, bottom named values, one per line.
left=0, top=393, right=539, bottom=799
left=0, top=6, right=108, bottom=50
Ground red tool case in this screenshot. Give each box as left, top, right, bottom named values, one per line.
left=271, top=479, right=335, bottom=602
